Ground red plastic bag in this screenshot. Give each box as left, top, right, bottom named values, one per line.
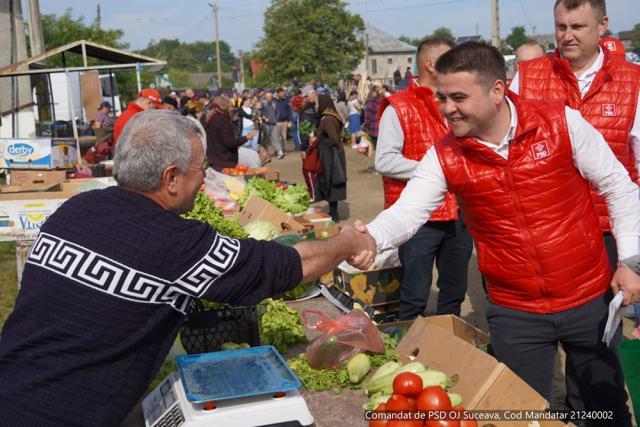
left=300, top=309, right=385, bottom=369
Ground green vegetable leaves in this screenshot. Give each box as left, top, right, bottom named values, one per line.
left=239, top=178, right=310, bottom=214
left=183, top=193, right=248, bottom=239
left=287, top=333, right=399, bottom=392
left=259, top=299, right=307, bottom=354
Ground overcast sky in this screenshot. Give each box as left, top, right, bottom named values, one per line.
left=35, top=0, right=639, bottom=53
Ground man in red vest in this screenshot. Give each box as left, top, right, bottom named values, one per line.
left=509, top=0, right=640, bottom=414
left=510, top=0, right=640, bottom=269
left=374, top=38, right=473, bottom=320
left=357, top=42, right=639, bottom=425
left=113, top=88, right=162, bottom=143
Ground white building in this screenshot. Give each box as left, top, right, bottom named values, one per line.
left=355, top=24, right=416, bottom=87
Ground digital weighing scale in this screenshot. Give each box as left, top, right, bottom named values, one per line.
left=142, top=346, right=315, bottom=427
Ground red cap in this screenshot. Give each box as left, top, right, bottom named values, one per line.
left=139, top=88, right=162, bottom=104
left=600, top=37, right=626, bottom=57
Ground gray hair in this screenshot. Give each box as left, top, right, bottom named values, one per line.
left=113, top=110, right=202, bottom=192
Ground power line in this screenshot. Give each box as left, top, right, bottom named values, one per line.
left=354, top=0, right=469, bottom=14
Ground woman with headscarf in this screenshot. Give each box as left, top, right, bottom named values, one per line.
left=315, top=93, right=347, bottom=222
left=204, top=96, right=258, bottom=171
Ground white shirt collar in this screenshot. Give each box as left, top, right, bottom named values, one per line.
left=576, top=47, right=604, bottom=81
left=474, top=97, right=518, bottom=159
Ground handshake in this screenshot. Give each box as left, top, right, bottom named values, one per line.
left=340, top=220, right=377, bottom=270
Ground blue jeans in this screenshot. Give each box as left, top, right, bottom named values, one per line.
left=292, top=112, right=301, bottom=151
left=397, top=218, right=473, bottom=319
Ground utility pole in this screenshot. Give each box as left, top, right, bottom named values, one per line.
left=238, top=49, right=244, bottom=90
left=96, top=5, right=101, bottom=30
left=26, top=0, right=44, bottom=57
left=475, top=22, right=480, bottom=36
left=491, top=0, right=500, bottom=48
left=209, top=3, right=222, bottom=89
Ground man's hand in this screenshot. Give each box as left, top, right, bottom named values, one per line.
left=343, top=220, right=376, bottom=270
left=246, top=130, right=257, bottom=140
left=611, top=266, right=640, bottom=305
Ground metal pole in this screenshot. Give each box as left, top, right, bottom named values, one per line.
left=81, top=41, right=88, bottom=68
left=65, top=69, right=81, bottom=164
left=136, top=63, right=142, bottom=93
left=209, top=3, right=222, bottom=89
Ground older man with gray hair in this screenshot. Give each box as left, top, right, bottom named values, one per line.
left=0, top=110, right=375, bottom=427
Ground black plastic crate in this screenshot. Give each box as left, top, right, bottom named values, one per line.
left=179, top=301, right=261, bottom=354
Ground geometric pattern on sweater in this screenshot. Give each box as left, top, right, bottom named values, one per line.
left=27, top=231, right=240, bottom=313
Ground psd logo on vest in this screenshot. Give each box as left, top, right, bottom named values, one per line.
left=602, top=104, right=616, bottom=117
left=531, top=141, right=551, bottom=160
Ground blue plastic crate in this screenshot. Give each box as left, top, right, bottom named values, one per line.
left=176, top=346, right=301, bottom=403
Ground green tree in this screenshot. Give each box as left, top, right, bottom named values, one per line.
left=505, top=25, right=528, bottom=51
left=40, top=9, right=143, bottom=100
left=633, top=23, right=640, bottom=49
left=399, top=36, right=422, bottom=47
left=430, top=27, right=455, bottom=43
left=255, top=0, right=365, bottom=85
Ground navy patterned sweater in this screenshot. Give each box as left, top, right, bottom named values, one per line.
left=0, top=186, right=302, bottom=426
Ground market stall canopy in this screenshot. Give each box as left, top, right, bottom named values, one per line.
left=0, top=39, right=166, bottom=77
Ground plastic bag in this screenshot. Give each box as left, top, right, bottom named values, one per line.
left=203, top=168, right=243, bottom=211
left=300, top=309, right=385, bottom=369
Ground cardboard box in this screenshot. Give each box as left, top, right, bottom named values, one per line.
left=1, top=138, right=53, bottom=169
left=333, top=266, right=403, bottom=306
left=3, top=170, right=67, bottom=192
left=395, top=315, right=559, bottom=425
left=51, top=139, right=79, bottom=169
left=246, top=167, right=279, bottom=181
left=0, top=177, right=116, bottom=241
left=238, top=196, right=310, bottom=235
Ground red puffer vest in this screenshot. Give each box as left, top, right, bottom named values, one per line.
left=517, top=50, right=640, bottom=232
left=379, top=80, right=458, bottom=221
left=435, top=95, right=611, bottom=314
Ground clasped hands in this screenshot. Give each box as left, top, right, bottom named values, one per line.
left=340, top=220, right=376, bottom=270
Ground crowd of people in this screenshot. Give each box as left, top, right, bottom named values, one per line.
left=0, top=0, right=639, bottom=426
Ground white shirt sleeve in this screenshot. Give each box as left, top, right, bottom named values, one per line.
left=374, top=106, right=420, bottom=180
left=566, top=106, right=640, bottom=260
left=367, top=146, right=448, bottom=252
left=631, top=91, right=640, bottom=181
left=509, top=72, right=520, bottom=94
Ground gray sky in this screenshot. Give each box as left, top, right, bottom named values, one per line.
left=36, top=0, right=639, bottom=53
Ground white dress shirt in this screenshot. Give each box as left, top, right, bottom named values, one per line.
left=367, top=98, right=640, bottom=261
left=510, top=48, right=640, bottom=175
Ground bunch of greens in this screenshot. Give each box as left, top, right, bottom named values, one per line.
left=244, top=220, right=281, bottom=240
left=259, top=299, right=307, bottom=353
left=239, top=178, right=310, bottom=214
left=183, top=192, right=248, bottom=239
left=287, top=333, right=399, bottom=392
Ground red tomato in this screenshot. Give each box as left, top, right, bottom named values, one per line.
left=385, top=394, right=411, bottom=412
left=424, top=420, right=460, bottom=427
left=459, top=420, right=477, bottom=427
left=406, top=396, right=417, bottom=410
left=393, top=372, right=424, bottom=396
left=386, top=420, right=422, bottom=427
left=416, top=386, right=452, bottom=411
left=369, top=403, right=388, bottom=427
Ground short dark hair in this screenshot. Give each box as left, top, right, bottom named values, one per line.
left=417, top=38, right=456, bottom=63
left=554, top=0, right=606, bottom=20
left=435, top=41, right=506, bottom=87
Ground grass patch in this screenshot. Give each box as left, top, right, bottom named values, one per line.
left=0, top=241, right=18, bottom=330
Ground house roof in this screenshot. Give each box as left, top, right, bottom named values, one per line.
left=618, top=29, right=639, bottom=41
left=0, top=39, right=166, bottom=77
left=365, top=24, right=416, bottom=54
